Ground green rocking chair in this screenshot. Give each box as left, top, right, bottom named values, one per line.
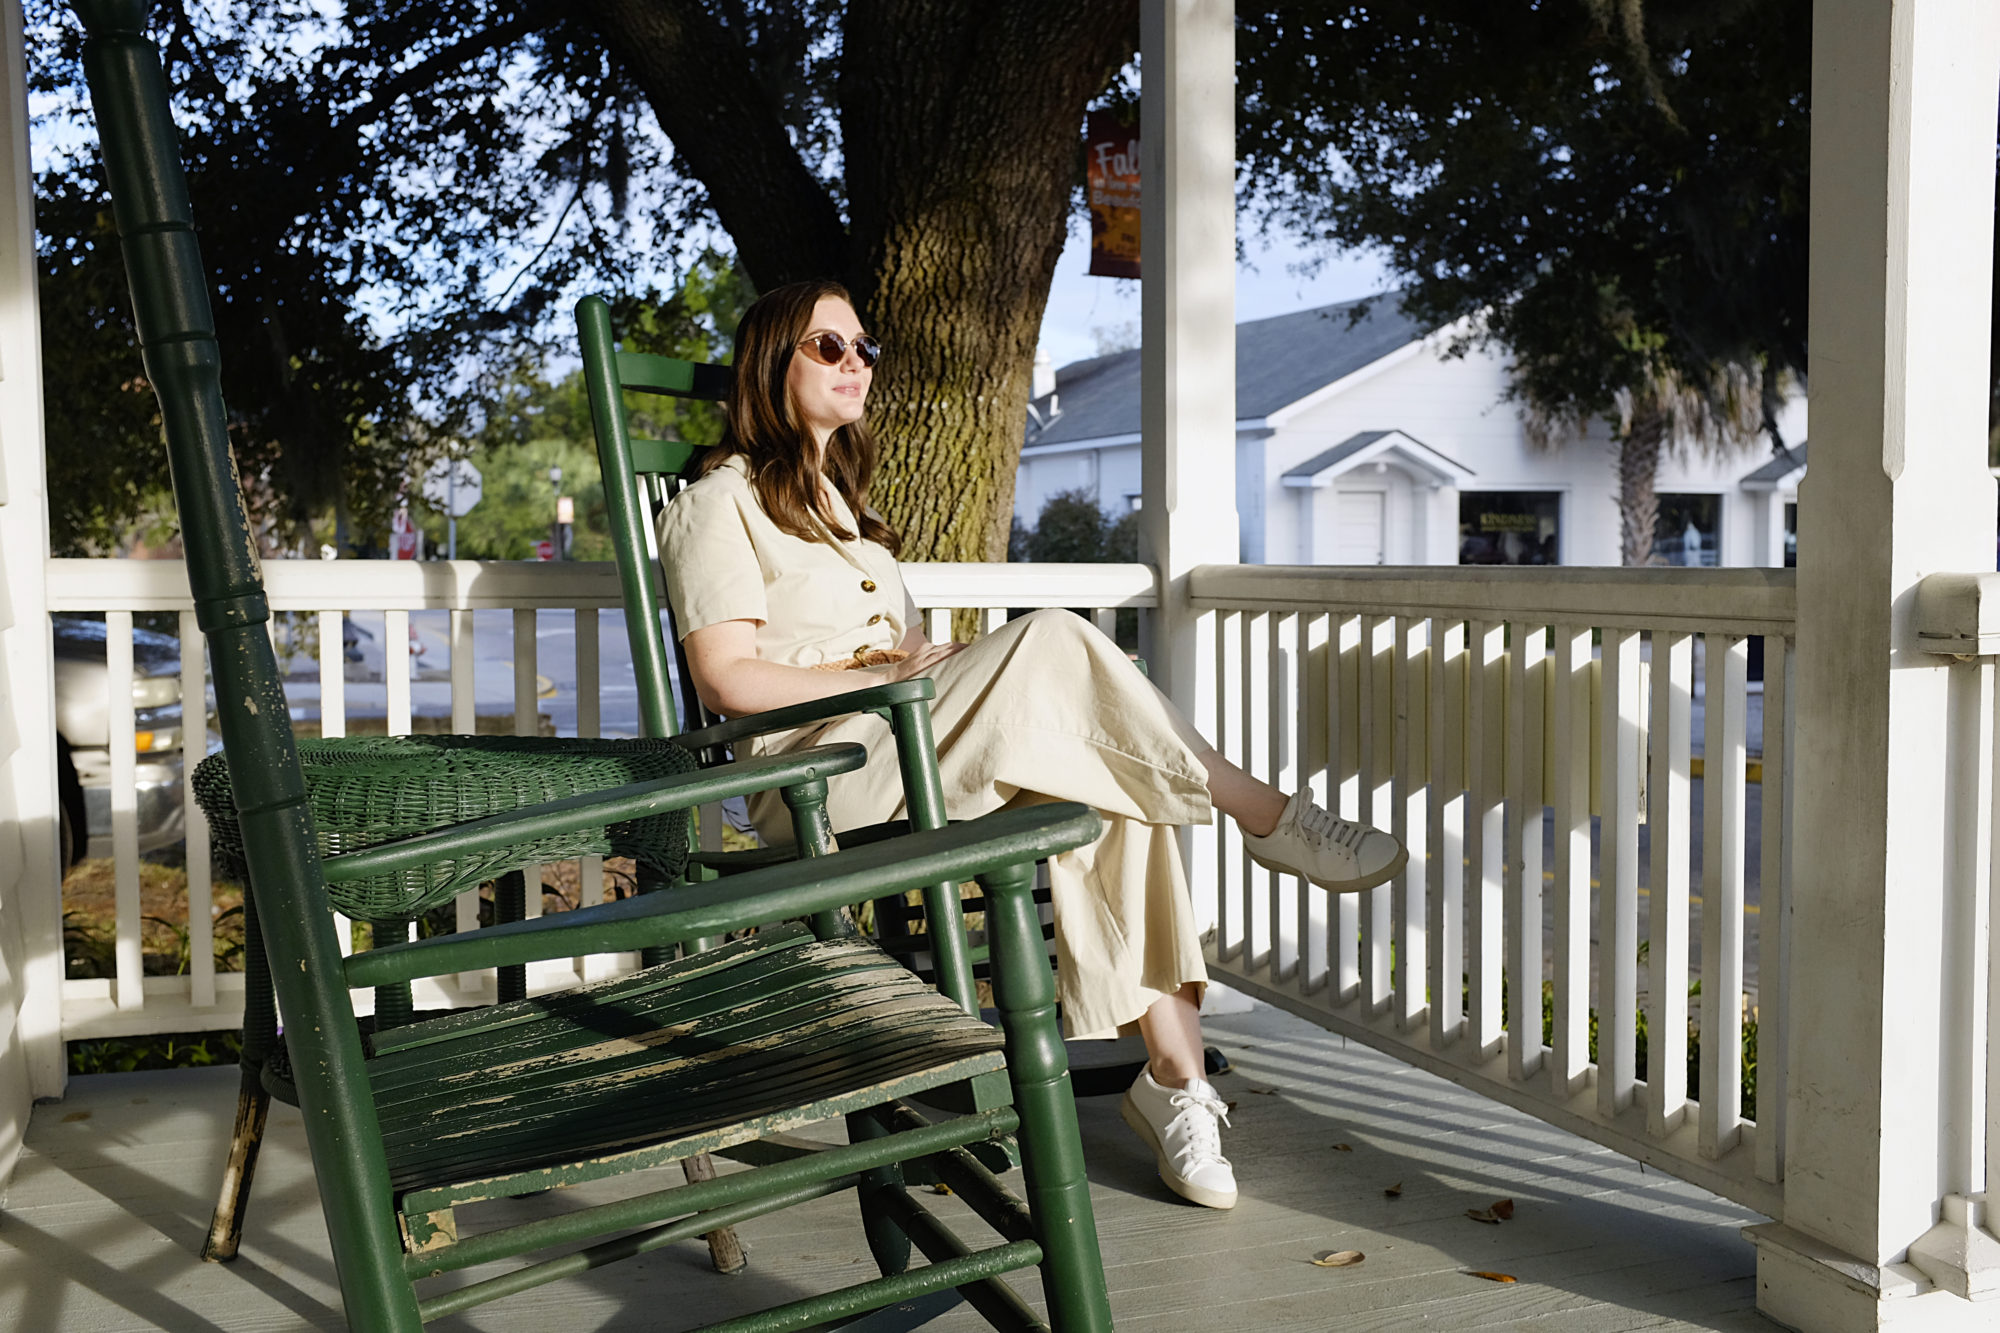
left=575, top=298, right=1193, bottom=1097
left=74, top=3, right=1115, bottom=1329
left=577, top=294, right=987, bottom=1013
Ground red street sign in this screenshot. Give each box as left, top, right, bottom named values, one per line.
left=533, top=539, right=554, bottom=561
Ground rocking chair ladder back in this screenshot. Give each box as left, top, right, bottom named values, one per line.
left=576, top=298, right=1185, bottom=1096
left=577, top=294, right=988, bottom=1011
left=73, top=4, right=1114, bottom=1329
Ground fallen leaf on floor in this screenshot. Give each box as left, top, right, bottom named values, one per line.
left=1465, top=1207, right=1502, bottom=1223
left=1310, top=1250, right=1365, bottom=1268
left=1466, top=1271, right=1518, bottom=1283
left=1247, top=1087, right=1278, bottom=1095
left=1490, top=1198, right=1515, bottom=1219
left=930, top=1183, right=953, bottom=1195
left=1225, top=1101, right=1239, bottom=1113
left=60, top=1111, right=90, bottom=1123
left=1331, top=1143, right=1354, bottom=1152
left=1383, top=1182, right=1403, bottom=1198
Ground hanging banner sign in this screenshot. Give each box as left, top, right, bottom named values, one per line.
left=1086, top=111, right=1141, bottom=278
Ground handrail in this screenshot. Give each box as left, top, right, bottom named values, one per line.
left=1190, top=563, right=1797, bottom=634
left=47, top=557, right=1163, bottom=612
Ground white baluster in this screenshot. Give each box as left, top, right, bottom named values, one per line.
left=451, top=609, right=483, bottom=995
left=1700, top=634, right=1749, bottom=1157
left=1428, top=618, right=1466, bottom=1048
left=1550, top=624, right=1592, bottom=1096
left=1599, top=629, right=1644, bottom=1118
left=1649, top=631, right=1694, bottom=1137
left=1216, top=610, right=1244, bottom=963
left=1270, top=611, right=1300, bottom=986
left=1394, top=615, right=1428, bottom=1030
left=1360, top=615, right=1393, bottom=1013
left=1467, top=620, right=1506, bottom=1054
left=1245, top=611, right=1271, bottom=972
left=1301, top=612, right=1330, bottom=996
left=1506, top=623, right=1546, bottom=1082
left=108, top=611, right=140, bottom=1010
left=1332, top=613, right=1362, bottom=1002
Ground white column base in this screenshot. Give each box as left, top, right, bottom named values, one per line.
left=1908, top=1195, right=2000, bottom=1302
left=1749, top=1221, right=2000, bottom=1332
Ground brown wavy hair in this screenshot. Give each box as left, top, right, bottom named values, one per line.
left=697, top=279, right=901, bottom=555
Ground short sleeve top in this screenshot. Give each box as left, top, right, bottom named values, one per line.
left=656, top=453, right=923, bottom=668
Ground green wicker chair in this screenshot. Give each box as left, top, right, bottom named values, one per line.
left=75, top=3, right=1114, bottom=1328
left=195, top=734, right=720, bottom=1265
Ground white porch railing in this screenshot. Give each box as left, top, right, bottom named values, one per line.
left=44, top=557, right=1156, bottom=1043
left=49, top=554, right=1804, bottom=1218
left=1188, top=564, right=1796, bottom=1218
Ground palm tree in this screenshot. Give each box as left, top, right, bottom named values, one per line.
left=1526, top=356, right=1767, bottom=568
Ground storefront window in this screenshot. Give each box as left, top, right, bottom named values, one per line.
left=1459, top=491, right=1561, bottom=565
left=1654, top=494, right=1722, bottom=567
left=1785, top=502, right=1798, bottom=568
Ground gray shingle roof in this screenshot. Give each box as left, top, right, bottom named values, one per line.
left=1740, top=442, right=1808, bottom=486
left=1024, top=294, right=1429, bottom=448
left=1280, top=429, right=1475, bottom=485
left=1280, top=430, right=1397, bottom=480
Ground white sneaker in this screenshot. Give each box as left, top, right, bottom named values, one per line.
left=1120, top=1068, right=1238, bottom=1210
left=1242, top=792, right=1406, bottom=893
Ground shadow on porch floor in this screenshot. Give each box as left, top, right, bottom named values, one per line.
left=2, top=1003, right=1775, bottom=1332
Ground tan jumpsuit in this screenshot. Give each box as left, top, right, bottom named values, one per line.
left=659, top=455, right=1210, bottom=1038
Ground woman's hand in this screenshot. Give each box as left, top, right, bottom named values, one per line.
left=883, top=639, right=966, bottom=681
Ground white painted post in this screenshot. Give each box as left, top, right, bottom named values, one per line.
left=1748, top=4, right=2000, bottom=1328
left=1140, top=0, right=1236, bottom=932
left=0, top=0, right=65, bottom=1108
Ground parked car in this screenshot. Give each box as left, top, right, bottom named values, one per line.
left=51, top=615, right=193, bottom=865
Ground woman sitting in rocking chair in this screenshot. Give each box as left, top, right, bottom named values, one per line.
left=657, top=280, right=1406, bottom=1212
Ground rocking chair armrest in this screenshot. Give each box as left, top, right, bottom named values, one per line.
left=319, top=744, right=868, bottom=888
left=343, top=802, right=1102, bottom=988
left=674, top=678, right=936, bottom=750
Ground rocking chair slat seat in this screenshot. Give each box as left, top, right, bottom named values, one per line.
left=372, top=926, right=1005, bottom=1206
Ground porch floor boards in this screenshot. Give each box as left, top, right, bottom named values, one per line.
left=3, top=1003, right=1773, bottom=1331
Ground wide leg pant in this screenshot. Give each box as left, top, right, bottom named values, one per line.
left=749, top=608, right=1214, bottom=1038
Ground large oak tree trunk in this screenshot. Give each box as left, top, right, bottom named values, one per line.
left=579, top=1, right=1137, bottom=561
left=1617, top=401, right=1667, bottom=567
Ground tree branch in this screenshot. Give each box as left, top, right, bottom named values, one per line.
left=300, top=12, right=553, bottom=202
left=571, top=0, right=849, bottom=289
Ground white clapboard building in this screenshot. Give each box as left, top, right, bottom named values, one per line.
left=1019, top=295, right=1810, bottom=569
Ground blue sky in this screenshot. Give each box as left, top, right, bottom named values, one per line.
left=1035, top=215, right=1393, bottom=369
